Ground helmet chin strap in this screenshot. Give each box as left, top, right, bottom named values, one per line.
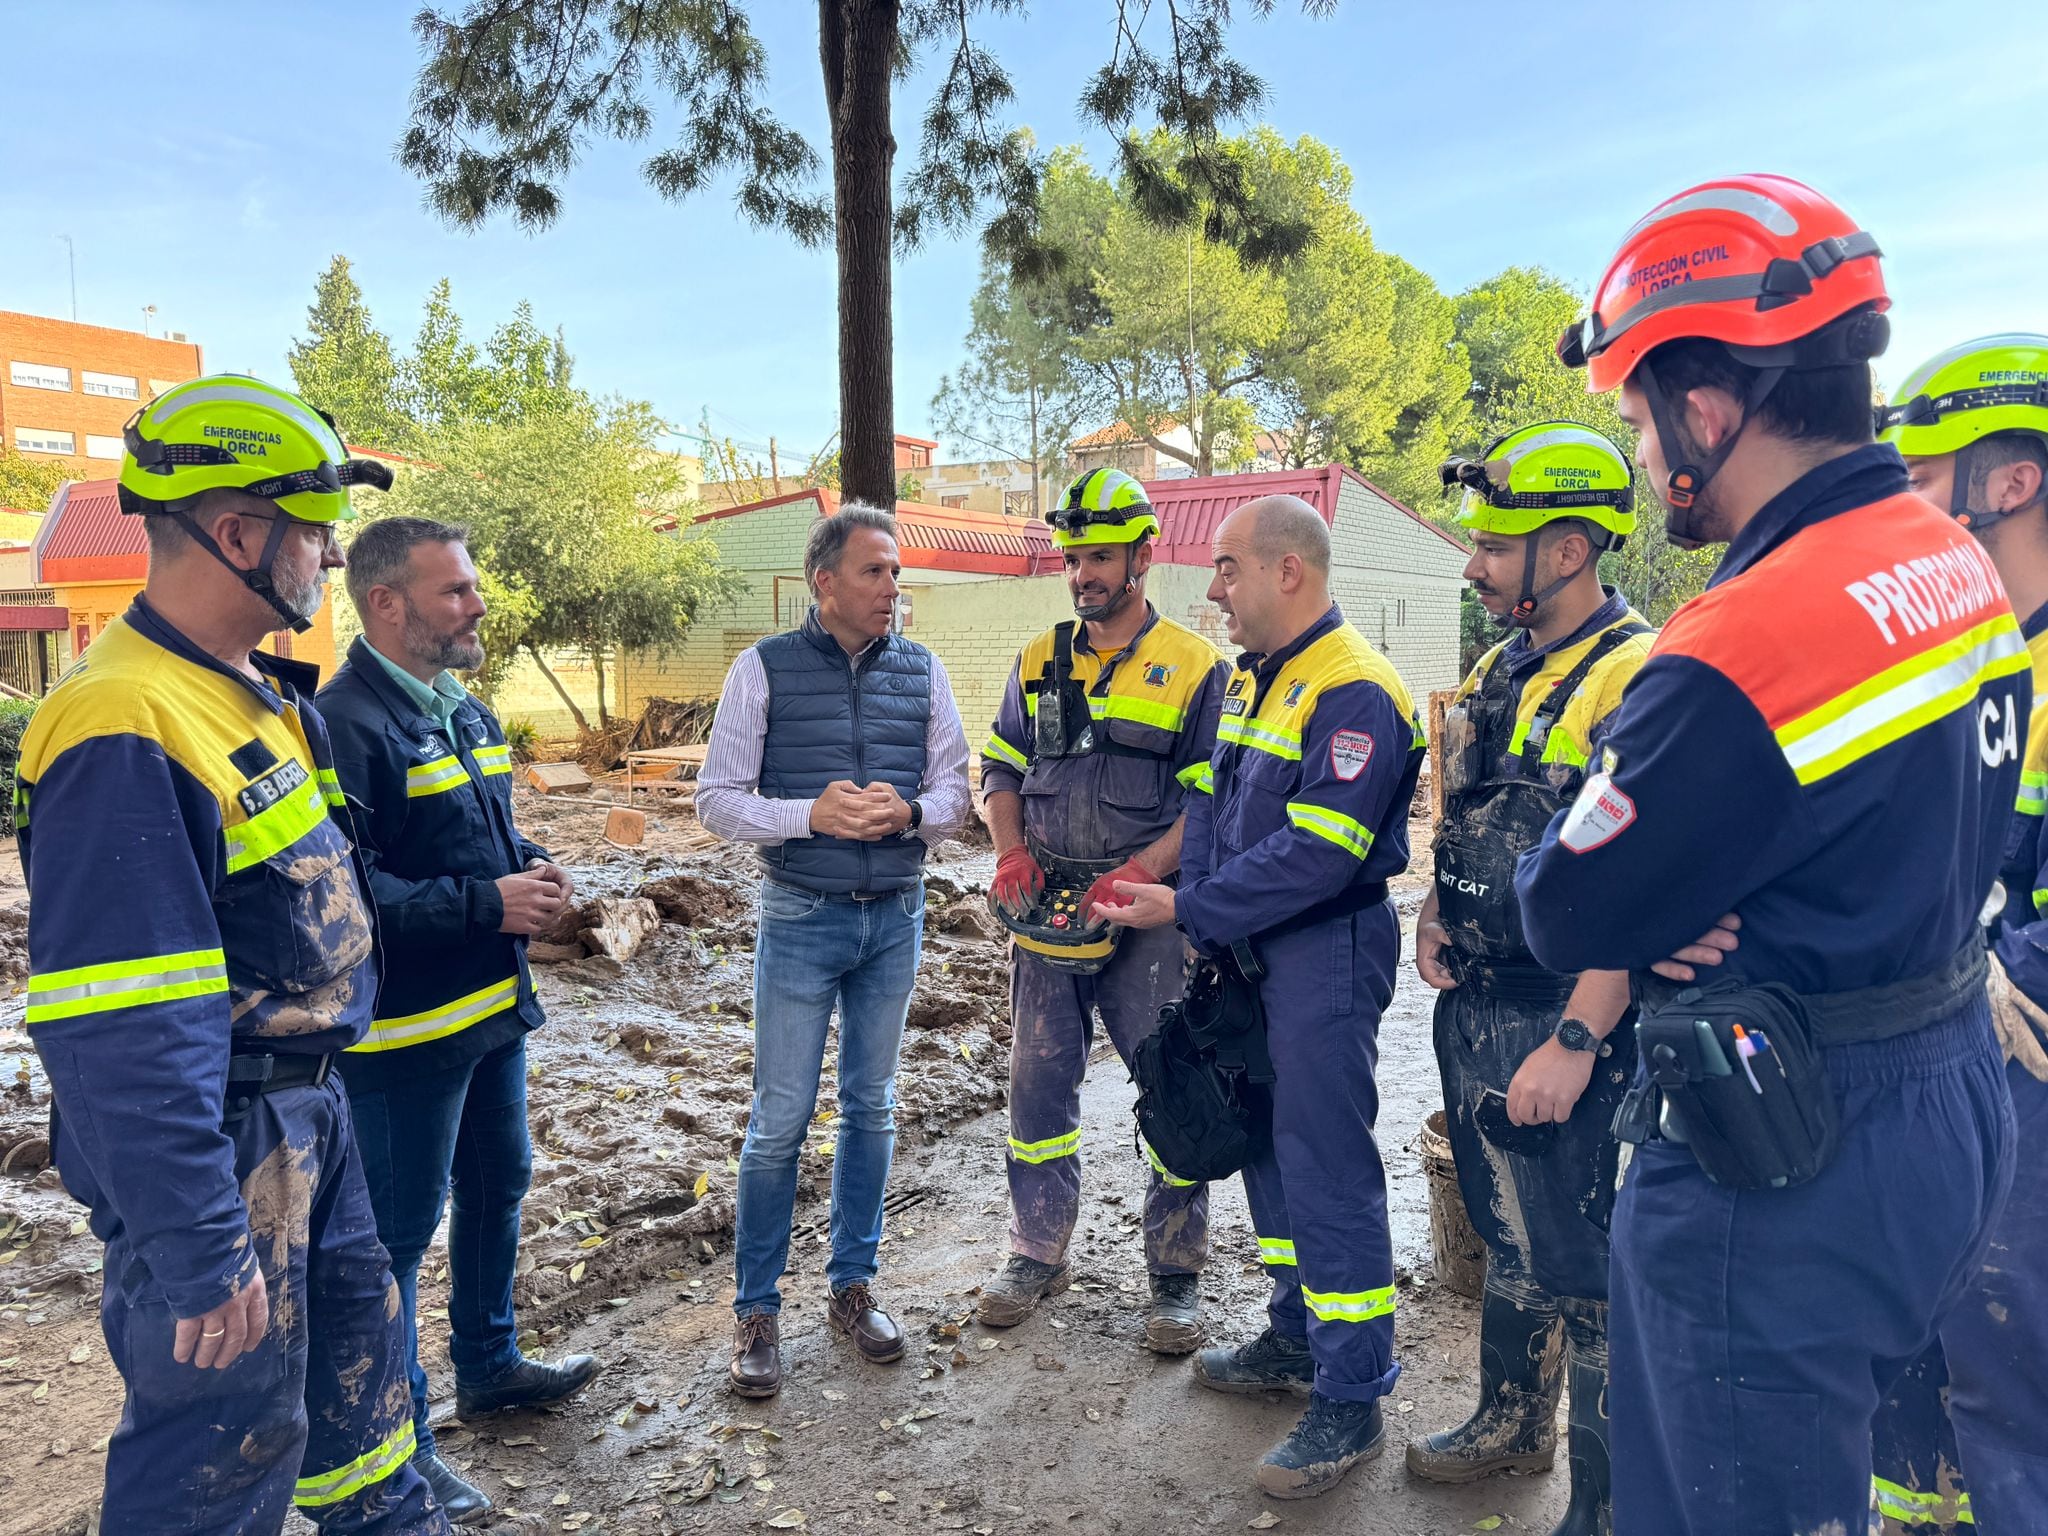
left=1072, top=548, right=1141, bottom=624
left=1636, top=354, right=1784, bottom=547
left=1949, top=441, right=2048, bottom=534
left=169, top=507, right=318, bottom=634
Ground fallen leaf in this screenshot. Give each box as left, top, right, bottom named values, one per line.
left=693, top=1171, right=711, bottom=1200
left=910, top=1407, right=938, bottom=1421
left=1084, top=1407, right=1100, bottom=1423
left=979, top=1339, right=998, bottom=1352
left=1397, top=1399, right=1414, bottom=1414
left=578, top=1235, right=606, bottom=1249
left=1472, top=1521, right=1504, bottom=1532
left=504, top=1476, right=528, bottom=1491
left=958, top=1042, right=973, bottom=1060
left=607, top=1297, right=631, bottom=1308
left=821, top=1389, right=846, bottom=1403
left=1031, top=1353, right=1066, bottom=1372
left=756, top=1478, right=775, bottom=1492
left=501, top=1435, right=540, bottom=1448
left=553, top=1493, right=571, bottom=1506
left=1248, top=1515, right=1281, bottom=1531
left=766, top=1511, right=807, bottom=1530
left=49, top=1439, right=69, bottom=1457
left=67, top=1345, right=90, bottom=1364
left=568, top=1261, right=587, bottom=1284
left=32, top=1382, right=48, bottom=1401
left=68, top=1219, right=87, bottom=1236
left=874, top=1489, right=897, bottom=1503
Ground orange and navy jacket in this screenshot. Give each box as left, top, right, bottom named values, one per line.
left=1178, top=606, right=1425, bottom=952
left=15, top=598, right=377, bottom=1319
left=1520, top=445, right=2030, bottom=992
left=1993, top=604, right=2048, bottom=1004
left=317, top=637, right=548, bottom=1086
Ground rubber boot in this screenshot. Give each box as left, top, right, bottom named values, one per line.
left=1548, top=1304, right=1612, bottom=1536
left=1405, top=1276, right=1562, bottom=1482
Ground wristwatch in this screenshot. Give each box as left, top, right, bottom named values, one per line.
left=1555, top=1017, right=1601, bottom=1054
left=897, top=798, right=925, bottom=838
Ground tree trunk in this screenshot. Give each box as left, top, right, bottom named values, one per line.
left=821, top=0, right=900, bottom=510
left=592, top=646, right=610, bottom=729
left=1027, top=379, right=1042, bottom=516
left=526, top=642, right=591, bottom=733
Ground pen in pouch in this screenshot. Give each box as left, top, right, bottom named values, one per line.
left=1731, top=1023, right=1765, bottom=1095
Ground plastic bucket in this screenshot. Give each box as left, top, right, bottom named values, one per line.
left=1419, top=1109, right=1486, bottom=1298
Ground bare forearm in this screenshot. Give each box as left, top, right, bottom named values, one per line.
left=985, top=789, right=1026, bottom=858
left=1135, top=816, right=1184, bottom=879
left=1563, top=969, right=1633, bottom=1035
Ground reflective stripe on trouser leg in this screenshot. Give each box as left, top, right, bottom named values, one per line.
left=1871, top=1342, right=1969, bottom=1532
left=1093, top=921, right=1209, bottom=1274
left=1256, top=903, right=1402, bottom=1402
left=1005, top=948, right=1091, bottom=1265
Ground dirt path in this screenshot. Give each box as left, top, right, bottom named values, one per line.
left=0, top=800, right=1573, bottom=1536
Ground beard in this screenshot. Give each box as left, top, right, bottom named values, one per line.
left=270, top=564, right=328, bottom=626
left=403, top=597, right=485, bottom=672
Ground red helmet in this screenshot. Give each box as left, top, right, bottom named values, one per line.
left=1559, top=174, right=1890, bottom=392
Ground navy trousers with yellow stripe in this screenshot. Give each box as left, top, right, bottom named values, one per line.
left=98, top=1078, right=445, bottom=1534
left=1245, top=902, right=1403, bottom=1403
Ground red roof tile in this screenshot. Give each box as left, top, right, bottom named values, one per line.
left=36, top=479, right=145, bottom=585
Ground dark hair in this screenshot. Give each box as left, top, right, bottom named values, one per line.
left=344, top=515, right=470, bottom=614
left=1970, top=431, right=2048, bottom=501
left=805, top=504, right=897, bottom=595
left=1646, top=338, right=1876, bottom=447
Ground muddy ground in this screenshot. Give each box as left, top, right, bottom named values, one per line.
left=0, top=788, right=1571, bottom=1536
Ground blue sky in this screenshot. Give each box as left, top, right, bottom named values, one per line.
left=4, top=1, right=2045, bottom=466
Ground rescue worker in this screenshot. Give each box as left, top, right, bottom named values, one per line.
left=1100, top=494, right=1425, bottom=1499
left=1410, top=423, right=1652, bottom=1536
left=16, top=375, right=447, bottom=1533
left=975, top=467, right=1228, bottom=1350
left=1868, top=334, right=2048, bottom=1532
left=318, top=517, right=601, bottom=1524
left=1520, top=176, right=2024, bottom=1534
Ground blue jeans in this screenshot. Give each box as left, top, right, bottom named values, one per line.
left=734, top=878, right=924, bottom=1317
left=346, top=1034, right=532, bottom=1457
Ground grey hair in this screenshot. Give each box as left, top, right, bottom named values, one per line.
left=344, top=515, right=471, bottom=615
left=1244, top=494, right=1331, bottom=574
left=805, top=503, right=898, bottom=595
left=142, top=485, right=270, bottom=558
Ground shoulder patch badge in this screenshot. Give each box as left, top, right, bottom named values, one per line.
left=1330, top=729, right=1375, bottom=782
left=1559, top=770, right=1635, bottom=853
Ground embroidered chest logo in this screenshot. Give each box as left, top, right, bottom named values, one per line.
left=1143, top=662, right=1178, bottom=688
left=417, top=737, right=445, bottom=759
left=1283, top=680, right=1308, bottom=709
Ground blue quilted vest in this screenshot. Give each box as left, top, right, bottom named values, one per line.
left=755, top=609, right=933, bottom=893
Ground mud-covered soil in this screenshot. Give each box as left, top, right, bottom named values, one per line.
left=0, top=799, right=1575, bottom=1536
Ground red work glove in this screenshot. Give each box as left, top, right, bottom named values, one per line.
left=989, top=846, right=1047, bottom=919
left=1083, top=857, right=1156, bottom=927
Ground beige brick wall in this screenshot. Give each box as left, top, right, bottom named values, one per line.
left=1328, top=477, right=1467, bottom=695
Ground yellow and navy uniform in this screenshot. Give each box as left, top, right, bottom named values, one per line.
left=316, top=636, right=547, bottom=1079
left=1996, top=606, right=2048, bottom=990
left=1453, top=598, right=1655, bottom=775
left=981, top=606, right=1227, bottom=860
left=16, top=599, right=375, bottom=1318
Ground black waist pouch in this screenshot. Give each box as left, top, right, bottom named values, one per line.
left=1131, top=950, right=1273, bottom=1183
left=1621, top=981, right=1839, bottom=1190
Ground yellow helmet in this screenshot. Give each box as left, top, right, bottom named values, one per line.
left=1048, top=468, right=1161, bottom=548
left=1877, top=334, right=2048, bottom=459
left=1441, top=422, right=1637, bottom=544
left=117, top=374, right=391, bottom=525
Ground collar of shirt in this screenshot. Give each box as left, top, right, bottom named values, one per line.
left=1498, top=586, right=1632, bottom=677
left=801, top=604, right=887, bottom=665
left=365, top=641, right=467, bottom=730
left=1244, top=604, right=1344, bottom=690
left=2023, top=599, right=2048, bottom=643
left=126, top=595, right=286, bottom=715
left=1708, top=442, right=1909, bottom=590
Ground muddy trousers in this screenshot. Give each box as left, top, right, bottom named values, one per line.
left=1005, top=923, right=1209, bottom=1273
left=1244, top=903, right=1402, bottom=1403
left=1609, top=1003, right=2015, bottom=1536
left=1871, top=1060, right=2048, bottom=1532
left=97, top=1078, right=446, bottom=1535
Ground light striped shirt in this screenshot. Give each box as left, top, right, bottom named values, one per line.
left=696, top=641, right=971, bottom=847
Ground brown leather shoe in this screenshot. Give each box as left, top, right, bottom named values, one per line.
left=728, top=1313, right=781, bottom=1398
left=827, top=1283, right=905, bottom=1364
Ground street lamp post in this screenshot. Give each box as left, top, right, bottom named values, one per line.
left=140, top=304, right=157, bottom=338
left=56, top=235, right=76, bottom=322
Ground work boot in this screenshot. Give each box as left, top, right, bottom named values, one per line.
left=1254, top=1392, right=1387, bottom=1498
left=1143, top=1272, right=1205, bottom=1355
left=975, top=1254, right=1070, bottom=1327
left=1548, top=1323, right=1613, bottom=1536
left=455, top=1351, right=602, bottom=1418
left=828, top=1282, right=905, bottom=1364
left=1193, top=1326, right=1314, bottom=1397
left=1405, top=1279, right=1561, bottom=1482
left=412, top=1450, right=492, bottom=1526
left=727, top=1312, right=782, bottom=1398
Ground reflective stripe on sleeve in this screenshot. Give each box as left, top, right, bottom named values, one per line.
left=26, top=948, right=229, bottom=1025
left=346, top=975, right=519, bottom=1054
left=224, top=779, right=329, bottom=874
left=983, top=733, right=1029, bottom=773
left=294, top=1419, right=417, bottom=1508
left=1007, top=1129, right=1081, bottom=1165
left=1285, top=801, right=1375, bottom=860
left=1177, top=761, right=1214, bottom=794
left=316, top=767, right=346, bottom=807
left=2019, top=770, right=2047, bottom=816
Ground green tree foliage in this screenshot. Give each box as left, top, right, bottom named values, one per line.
left=0, top=449, right=67, bottom=513
left=286, top=257, right=410, bottom=450
left=371, top=400, right=739, bottom=730
left=930, top=247, right=1085, bottom=517
left=1443, top=265, right=1718, bottom=623
left=395, top=1, right=1338, bottom=508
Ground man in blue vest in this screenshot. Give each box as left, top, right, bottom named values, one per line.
left=698, top=504, right=971, bottom=1398
left=319, top=517, right=599, bottom=1524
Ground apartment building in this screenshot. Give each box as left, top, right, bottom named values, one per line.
left=1, top=311, right=205, bottom=478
